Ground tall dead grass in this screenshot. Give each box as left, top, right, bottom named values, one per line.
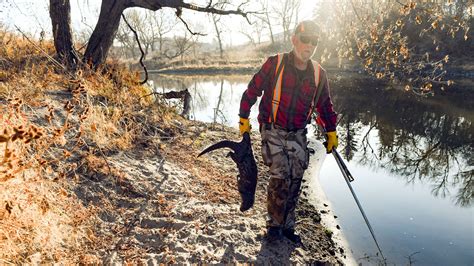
left=0, top=27, right=178, bottom=263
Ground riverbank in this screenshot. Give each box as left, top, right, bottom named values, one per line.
left=86, top=120, right=352, bottom=264
left=136, top=57, right=355, bottom=76
left=136, top=57, right=474, bottom=90
left=83, top=119, right=354, bottom=264
left=0, top=82, right=351, bottom=263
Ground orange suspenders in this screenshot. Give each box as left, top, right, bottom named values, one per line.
left=307, top=60, right=322, bottom=122
left=268, top=53, right=323, bottom=125
left=269, top=53, right=285, bottom=123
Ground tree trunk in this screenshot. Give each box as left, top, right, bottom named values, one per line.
left=144, top=44, right=149, bottom=60
left=265, top=12, right=275, bottom=44
left=159, top=34, right=164, bottom=55
left=49, top=0, right=78, bottom=68
left=212, top=15, right=224, bottom=59
left=84, top=0, right=127, bottom=66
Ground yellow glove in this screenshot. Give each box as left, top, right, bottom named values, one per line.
left=239, top=117, right=251, bottom=135
left=325, top=131, right=338, bottom=153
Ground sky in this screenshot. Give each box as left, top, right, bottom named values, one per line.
left=0, top=0, right=319, bottom=46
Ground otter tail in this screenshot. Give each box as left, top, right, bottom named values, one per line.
left=197, top=140, right=240, bottom=157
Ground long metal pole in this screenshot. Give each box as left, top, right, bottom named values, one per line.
left=332, top=149, right=386, bottom=262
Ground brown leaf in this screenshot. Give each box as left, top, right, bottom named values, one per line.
left=0, top=135, right=9, bottom=142
left=416, top=16, right=422, bottom=25
left=5, top=201, right=13, bottom=214
left=444, top=55, right=449, bottom=63
left=40, top=198, right=49, bottom=214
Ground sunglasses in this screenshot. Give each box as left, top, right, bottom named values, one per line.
left=299, top=35, right=319, bottom=46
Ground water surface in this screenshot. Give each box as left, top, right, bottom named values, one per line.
left=150, top=73, right=473, bottom=265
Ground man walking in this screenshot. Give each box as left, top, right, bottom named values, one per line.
left=238, top=20, right=338, bottom=242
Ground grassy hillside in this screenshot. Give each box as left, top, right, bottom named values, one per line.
left=0, top=31, right=178, bottom=263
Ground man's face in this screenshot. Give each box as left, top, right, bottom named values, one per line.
left=292, top=33, right=318, bottom=62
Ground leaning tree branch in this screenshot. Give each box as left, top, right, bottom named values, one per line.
left=176, top=10, right=206, bottom=36
left=130, top=0, right=256, bottom=24
left=180, top=1, right=248, bottom=16
left=121, top=14, right=148, bottom=85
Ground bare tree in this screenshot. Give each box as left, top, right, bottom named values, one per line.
left=210, top=0, right=231, bottom=59
left=256, top=0, right=276, bottom=44
left=49, top=0, right=250, bottom=68
left=239, top=28, right=256, bottom=47
left=253, top=19, right=266, bottom=45
left=153, top=10, right=178, bottom=56
left=115, top=9, right=177, bottom=60
left=49, top=0, right=78, bottom=67
left=212, top=14, right=225, bottom=58
left=165, top=32, right=196, bottom=61
left=129, top=10, right=153, bottom=59
left=189, top=23, right=204, bottom=58
left=239, top=17, right=266, bottom=46
left=272, top=0, right=301, bottom=43
left=116, top=18, right=137, bottom=59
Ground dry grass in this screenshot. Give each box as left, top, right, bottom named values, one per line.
left=0, top=28, right=179, bottom=263
left=0, top=177, right=96, bottom=264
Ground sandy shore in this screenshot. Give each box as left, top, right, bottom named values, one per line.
left=71, top=120, right=354, bottom=264
left=305, top=139, right=356, bottom=265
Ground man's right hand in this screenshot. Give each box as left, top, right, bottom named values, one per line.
left=325, top=131, right=338, bottom=153
left=239, top=117, right=251, bottom=135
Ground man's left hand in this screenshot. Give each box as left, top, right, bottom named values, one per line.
left=239, top=117, right=251, bottom=135
left=325, top=131, right=338, bottom=153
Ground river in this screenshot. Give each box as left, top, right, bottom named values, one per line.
left=149, top=73, right=473, bottom=265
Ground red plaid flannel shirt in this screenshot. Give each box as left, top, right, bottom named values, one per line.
left=239, top=52, right=338, bottom=132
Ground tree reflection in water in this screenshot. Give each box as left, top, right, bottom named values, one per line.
left=329, top=76, right=473, bottom=207
left=213, top=80, right=228, bottom=125
left=150, top=73, right=473, bottom=207
left=149, top=74, right=252, bottom=126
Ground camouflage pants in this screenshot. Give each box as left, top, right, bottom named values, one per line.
left=260, top=124, right=309, bottom=230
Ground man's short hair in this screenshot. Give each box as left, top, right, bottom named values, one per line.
left=294, top=20, right=320, bottom=36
